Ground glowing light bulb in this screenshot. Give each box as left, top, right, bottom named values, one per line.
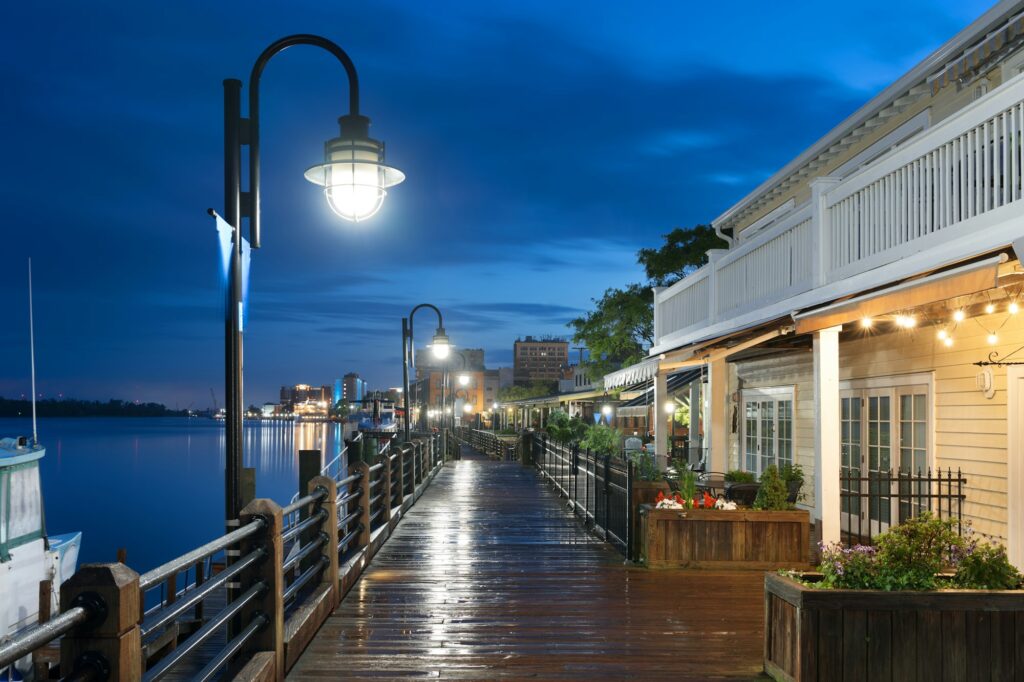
left=953, top=310, right=966, bottom=322
left=943, top=337, right=954, bottom=348
left=860, top=317, right=873, bottom=329
left=937, top=329, right=948, bottom=340
left=985, top=304, right=995, bottom=314
left=896, top=315, right=916, bottom=329
left=1011, top=302, right=1020, bottom=315
left=988, top=333, right=999, bottom=345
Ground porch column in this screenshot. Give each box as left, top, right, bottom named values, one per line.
left=708, top=357, right=727, bottom=474
left=688, top=377, right=701, bottom=463
left=653, top=371, right=669, bottom=470
left=814, top=325, right=842, bottom=545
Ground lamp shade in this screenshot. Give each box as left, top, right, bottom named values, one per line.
left=429, top=327, right=450, bottom=359
left=304, top=114, right=404, bottom=222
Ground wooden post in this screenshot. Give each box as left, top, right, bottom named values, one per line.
left=309, top=475, right=340, bottom=609
left=395, top=450, right=405, bottom=507
left=60, top=564, right=141, bottom=682
left=381, top=452, right=393, bottom=525
left=298, top=449, right=322, bottom=572
left=237, top=499, right=284, bottom=681
left=353, top=461, right=372, bottom=548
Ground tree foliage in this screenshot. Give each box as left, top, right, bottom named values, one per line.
left=497, top=381, right=556, bottom=402
left=636, top=224, right=728, bottom=287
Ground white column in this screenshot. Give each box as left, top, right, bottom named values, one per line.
left=688, top=378, right=702, bottom=464
left=814, top=326, right=842, bottom=545
left=653, top=372, right=669, bottom=470
left=810, top=177, right=841, bottom=288
left=708, top=357, right=728, bottom=473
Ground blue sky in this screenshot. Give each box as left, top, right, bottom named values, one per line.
left=0, top=0, right=995, bottom=407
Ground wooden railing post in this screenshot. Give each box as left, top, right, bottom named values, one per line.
left=237, top=498, right=284, bottom=681
left=298, top=449, right=322, bottom=573
left=308, top=476, right=340, bottom=609
left=381, top=452, right=393, bottom=525
left=60, top=563, right=142, bottom=681
left=353, top=461, right=372, bottom=549
left=395, top=449, right=405, bottom=507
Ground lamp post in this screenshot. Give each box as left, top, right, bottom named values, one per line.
left=217, top=34, right=404, bottom=526
left=401, top=304, right=449, bottom=441
left=446, top=350, right=469, bottom=429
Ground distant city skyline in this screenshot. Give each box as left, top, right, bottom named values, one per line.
left=0, top=0, right=991, bottom=407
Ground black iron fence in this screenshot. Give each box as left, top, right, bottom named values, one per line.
left=532, top=434, right=633, bottom=557
left=840, top=467, right=966, bottom=544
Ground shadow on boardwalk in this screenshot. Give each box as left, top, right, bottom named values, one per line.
left=289, top=449, right=768, bottom=681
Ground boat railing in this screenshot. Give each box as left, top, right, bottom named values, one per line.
left=0, top=431, right=447, bottom=681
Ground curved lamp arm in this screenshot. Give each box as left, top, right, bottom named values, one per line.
left=247, top=34, right=361, bottom=248
left=407, top=303, right=444, bottom=339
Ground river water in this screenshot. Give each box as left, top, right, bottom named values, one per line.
left=0, top=417, right=347, bottom=574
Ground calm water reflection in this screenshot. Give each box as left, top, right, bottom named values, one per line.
left=0, top=417, right=346, bottom=573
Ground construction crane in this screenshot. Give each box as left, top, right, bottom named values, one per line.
left=210, top=388, right=218, bottom=413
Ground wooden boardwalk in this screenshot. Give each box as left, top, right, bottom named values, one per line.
left=289, top=447, right=768, bottom=680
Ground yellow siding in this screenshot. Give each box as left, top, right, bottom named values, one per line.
left=731, top=309, right=1023, bottom=543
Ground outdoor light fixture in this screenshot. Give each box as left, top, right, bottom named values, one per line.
left=953, top=309, right=966, bottom=323
left=216, top=34, right=402, bottom=524
left=601, top=404, right=613, bottom=416
left=493, top=402, right=499, bottom=410
left=986, top=303, right=996, bottom=314
left=463, top=404, right=472, bottom=414
left=895, top=314, right=916, bottom=329
left=304, top=115, right=404, bottom=221
left=1011, top=302, right=1020, bottom=315
left=937, top=329, right=949, bottom=340
left=989, top=333, right=999, bottom=345
left=402, top=304, right=447, bottom=441
left=664, top=402, right=676, bottom=415
left=458, top=374, right=470, bottom=387
left=943, top=336, right=954, bottom=348
left=860, top=317, right=873, bottom=329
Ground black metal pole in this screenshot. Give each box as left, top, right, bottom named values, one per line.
left=402, top=317, right=411, bottom=442
left=223, top=78, right=244, bottom=528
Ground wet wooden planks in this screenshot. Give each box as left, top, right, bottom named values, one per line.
left=289, top=454, right=768, bottom=680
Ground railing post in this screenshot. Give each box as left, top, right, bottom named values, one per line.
left=309, top=476, right=340, bottom=609
left=396, top=448, right=406, bottom=506
left=298, top=449, right=322, bottom=573
left=604, top=455, right=611, bottom=538
left=810, top=177, right=841, bottom=287
left=237, top=498, right=284, bottom=681
left=382, top=452, right=393, bottom=525
left=60, top=563, right=141, bottom=681
left=353, top=461, right=372, bottom=549
left=626, top=460, right=635, bottom=562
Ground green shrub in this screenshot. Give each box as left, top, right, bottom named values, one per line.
left=954, top=540, right=1022, bottom=590
left=581, top=424, right=622, bottom=457
left=629, top=450, right=660, bottom=481
left=678, top=469, right=697, bottom=503
left=724, top=469, right=756, bottom=483
left=753, top=465, right=790, bottom=510
left=545, top=410, right=587, bottom=444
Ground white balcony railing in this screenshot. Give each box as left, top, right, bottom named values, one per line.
left=653, top=72, right=1024, bottom=351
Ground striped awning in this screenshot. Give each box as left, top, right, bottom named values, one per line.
left=603, top=357, right=660, bottom=390
left=929, top=10, right=1024, bottom=94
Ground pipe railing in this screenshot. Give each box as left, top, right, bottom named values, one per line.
left=1, top=432, right=447, bottom=681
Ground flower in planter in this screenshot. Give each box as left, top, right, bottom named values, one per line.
left=714, top=499, right=737, bottom=510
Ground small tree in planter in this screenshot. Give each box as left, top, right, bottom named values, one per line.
left=545, top=409, right=587, bottom=445
left=580, top=423, right=622, bottom=457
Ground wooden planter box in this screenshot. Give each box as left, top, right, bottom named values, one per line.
left=638, top=505, right=810, bottom=569
left=764, top=572, right=1024, bottom=681
left=632, top=479, right=671, bottom=506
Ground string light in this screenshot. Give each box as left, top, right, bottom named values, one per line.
left=1011, top=302, right=1020, bottom=315
left=988, top=333, right=999, bottom=345
left=943, top=336, right=954, bottom=348
left=895, top=314, right=916, bottom=328
left=985, top=303, right=995, bottom=314
left=953, top=310, right=966, bottom=322
left=936, top=329, right=948, bottom=340
left=860, top=317, right=873, bottom=329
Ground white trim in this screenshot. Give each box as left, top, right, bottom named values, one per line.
left=1008, top=367, right=1024, bottom=568
left=742, top=385, right=797, bottom=399
left=839, top=371, right=934, bottom=391
left=739, top=386, right=796, bottom=476
left=737, top=199, right=797, bottom=241
left=829, top=109, right=931, bottom=180
left=712, top=0, right=1024, bottom=230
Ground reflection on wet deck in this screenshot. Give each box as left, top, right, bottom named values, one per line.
left=289, top=452, right=767, bottom=680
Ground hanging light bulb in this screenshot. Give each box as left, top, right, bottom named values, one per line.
left=1011, top=302, right=1020, bottom=315
left=943, top=336, right=954, bottom=348
left=860, top=317, right=873, bottom=329
left=985, top=303, right=995, bottom=314
left=988, top=333, right=999, bottom=345
left=896, top=314, right=916, bottom=329
left=937, top=329, right=948, bottom=340
left=953, top=310, right=966, bottom=323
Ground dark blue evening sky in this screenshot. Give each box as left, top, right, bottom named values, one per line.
left=0, top=0, right=992, bottom=408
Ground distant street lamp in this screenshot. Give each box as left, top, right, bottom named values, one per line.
left=401, top=303, right=449, bottom=441
left=216, top=34, right=404, bottom=524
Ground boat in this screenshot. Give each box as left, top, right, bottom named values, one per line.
left=353, top=398, right=399, bottom=437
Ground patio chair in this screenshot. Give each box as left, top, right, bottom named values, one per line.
left=725, top=482, right=760, bottom=506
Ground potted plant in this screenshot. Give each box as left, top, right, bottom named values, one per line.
left=764, top=514, right=1024, bottom=681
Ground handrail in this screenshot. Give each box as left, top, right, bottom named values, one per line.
left=282, top=488, right=327, bottom=518
left=139, top=517, right=266, bottom=591
left=0, top=607, right=88, bottom=669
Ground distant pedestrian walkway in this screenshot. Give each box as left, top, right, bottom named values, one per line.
left=289, top=447, right=767, bottom=680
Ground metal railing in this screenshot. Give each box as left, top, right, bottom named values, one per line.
left=456, top=428, right=517, bottom=461
left=0, top=431, right=446, bottom=681
left=840, top=467, right=966, bottom=544
left=532, top=434, right=634, bottom=558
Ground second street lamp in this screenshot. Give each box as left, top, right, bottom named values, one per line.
left=216, top=34, right=404, bottom=526
left=401, top=303, right=449, bottom=442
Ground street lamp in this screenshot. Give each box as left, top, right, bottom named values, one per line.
left=458, top=373, right=470, bottom=387
left=216, top=35, right=403, bottom=526
left=401, top=303, right=449, bottom=441
left=601, top=403, right=613, bottom=425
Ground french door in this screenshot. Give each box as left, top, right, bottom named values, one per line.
left=741, top=389, right=793, bottom=476
left=840, top=382, right=929, bottom=536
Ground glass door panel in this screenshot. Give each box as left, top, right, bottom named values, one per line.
left=866, top=393, right=892, bottom=533
left=898, top=392, right=929, bottom=522
left=840, top=395, right=862, bottom=520
left=759, top=401, right=775, bottom=474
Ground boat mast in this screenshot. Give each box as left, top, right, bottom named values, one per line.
left=28, top=258, right=38, bottom=446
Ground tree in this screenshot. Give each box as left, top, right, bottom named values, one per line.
left=569, top=284, right=652, bottom=380
left=497, top=381, right=556, bottom=402
left=636, top=224, right=728, bottom=287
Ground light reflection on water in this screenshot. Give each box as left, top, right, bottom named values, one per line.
left=0, top=417, right=347, bottom=574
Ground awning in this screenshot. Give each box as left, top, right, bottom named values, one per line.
left=615, top=368, right=704, bottom=417
left=928, top=10, right=1024, bottom=95
left=603, top=357, right=660, bottom=389
left=793, top=255, right=1005, bottom=334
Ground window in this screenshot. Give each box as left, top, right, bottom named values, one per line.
left=740, top=387, right=794, bottom=475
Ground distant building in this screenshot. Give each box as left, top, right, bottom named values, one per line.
left=498, top=367, right=514, bottom=388
left=558, top=365, right=595, bottom=394
left=343, top=373, right=367, bottom=403
left=513, top=336, right=568, bottom=384
left=484, top=369, right=500, bottom=409
left=280, top=384, right=331, bottom=411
